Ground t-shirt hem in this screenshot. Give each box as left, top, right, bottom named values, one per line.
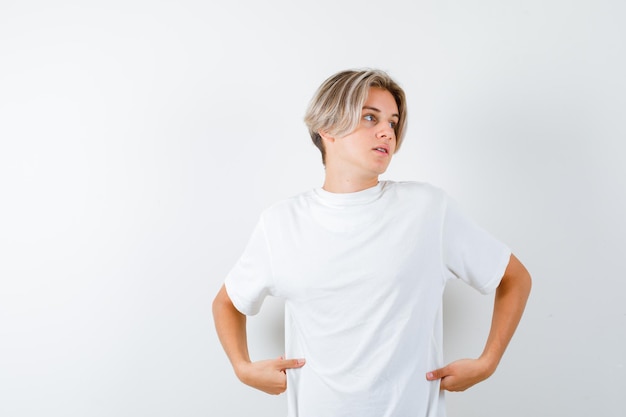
left=476, top=248, right=512, bottom=294
left=224, top=280, right=260, bottom=316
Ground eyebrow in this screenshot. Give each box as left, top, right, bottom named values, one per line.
left=362, top=106, right=400, bottom=119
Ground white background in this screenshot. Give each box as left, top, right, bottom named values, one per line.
left=1, top=1, right=624, bottom=416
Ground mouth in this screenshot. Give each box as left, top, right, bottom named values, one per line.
left=373, top=147, right=389, bottom=154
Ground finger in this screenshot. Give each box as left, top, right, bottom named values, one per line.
left=439, top=376, right=451, bottom=391
left=277, top=358, right=306, bottom=371
left=426, top=366, right=449, bottom=381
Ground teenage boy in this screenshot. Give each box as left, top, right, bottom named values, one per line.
left=213, top=69, right=531, bottom=417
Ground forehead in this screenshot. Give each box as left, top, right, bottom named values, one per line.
left=364, top=87, right=399, bottom=115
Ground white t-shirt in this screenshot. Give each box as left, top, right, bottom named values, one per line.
left=225, top=181, right=511, bottom=417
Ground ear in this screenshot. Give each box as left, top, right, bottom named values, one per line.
left=318, top=130, right=336, bottom=144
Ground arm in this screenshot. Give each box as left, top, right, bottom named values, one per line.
left=212, top=284, right=305, bottom=395
left=426, top=254, right=532, bottom=391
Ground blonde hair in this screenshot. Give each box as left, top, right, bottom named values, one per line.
left=304, top=69, right=407, bottom=164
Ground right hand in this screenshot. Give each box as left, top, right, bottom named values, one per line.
left=236, top=357, right=306, bottom=395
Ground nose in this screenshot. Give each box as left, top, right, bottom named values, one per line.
left=377, top=123, right=395, bottom=140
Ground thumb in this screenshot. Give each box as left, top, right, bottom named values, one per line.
left=426, top=366, right=449, bottom=381
left=277, top=358, right=306, bottom=371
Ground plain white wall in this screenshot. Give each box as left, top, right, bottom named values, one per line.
left=1, top=1, right=624, bottom=416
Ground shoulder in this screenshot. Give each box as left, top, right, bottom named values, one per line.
left=377, top=181, right=452, bottom=220
left=382, top=180, right=448, bottom=201
left=258, top=189, right=317, bottom=221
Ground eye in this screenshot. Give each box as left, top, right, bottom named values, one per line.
left=389, top=121, right=397, bottom=129
left=363, top=114, right=376, bottom=122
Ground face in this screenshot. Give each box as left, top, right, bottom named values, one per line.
left=323, top=87, right=399, bottom=181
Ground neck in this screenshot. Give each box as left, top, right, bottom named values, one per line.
left=322, top=172, right=379, bottom=193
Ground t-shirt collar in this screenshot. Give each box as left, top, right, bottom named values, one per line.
left=313, top=181, right=387, bottom=206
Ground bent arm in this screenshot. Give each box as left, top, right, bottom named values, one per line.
left=427, top=254, right=532, bottom=391
left=479, top=253, right=532, bottom=374
left=212, top=284, right=305, bottom=395
left=212, top=284, right=251, bottom=374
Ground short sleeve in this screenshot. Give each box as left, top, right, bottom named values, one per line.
left=441, top=195, right=511, bottom=294
left=224, top=217, right=274, bottom=316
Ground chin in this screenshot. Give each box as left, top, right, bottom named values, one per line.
left=376, top=164, right=391, bottom=175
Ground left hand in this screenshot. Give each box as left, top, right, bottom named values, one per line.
left=426, top=358, right=494, bottom=392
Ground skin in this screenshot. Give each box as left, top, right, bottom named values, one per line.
left=212, top=285, right=305, bottom=395
left=212, top=86, right=531, bottom=395
left=320, top=87, right=399, bottom=193
left=426, top=253, right=531, bottom=391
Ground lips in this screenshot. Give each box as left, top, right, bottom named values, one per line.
left=373, top=146, right=389, bottom=154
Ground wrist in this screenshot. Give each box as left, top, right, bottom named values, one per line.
left=233, top=360, right=252, bottom=382
left=477, top=354, right=499, bottom=378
